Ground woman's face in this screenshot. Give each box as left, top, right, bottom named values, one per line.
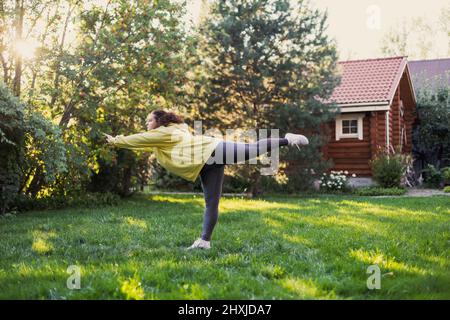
left=146, top=114, right=158, bottom=130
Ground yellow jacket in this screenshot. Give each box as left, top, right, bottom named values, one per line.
left=111, top=123, right=221, bottom=182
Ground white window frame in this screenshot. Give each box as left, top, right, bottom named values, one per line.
left=335, top=113, right=364, bottom=141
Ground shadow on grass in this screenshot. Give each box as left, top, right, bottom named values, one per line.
left=212, top=196, right=450, bottom=299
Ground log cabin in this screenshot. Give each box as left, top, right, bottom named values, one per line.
left=321, top=56, right=417, bottom=186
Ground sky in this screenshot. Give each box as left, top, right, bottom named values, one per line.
left=185, top=0, right=450, bottom=61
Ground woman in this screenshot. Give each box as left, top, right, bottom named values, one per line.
left=105, top=110, right=309, bottom=250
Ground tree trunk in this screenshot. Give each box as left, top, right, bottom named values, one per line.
left=249, top=170, right=263, bottom=197
left=0, top=2, right=10, bottom=84
left=437, top=144, right=443, bottom=169
left=121, top=166, right=133, bottom=197
left=13, top=0, right=24, bottom=97
left=27, top=166, right=44, bottom=198
left=50, top=3, right=74, bottom=108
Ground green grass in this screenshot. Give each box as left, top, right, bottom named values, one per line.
left=0, top=193, right=449, bottom=299
left=352, top=187, right=407, bottom=196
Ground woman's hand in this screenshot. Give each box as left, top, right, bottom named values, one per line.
left=103, top=133, right=115, bottom=144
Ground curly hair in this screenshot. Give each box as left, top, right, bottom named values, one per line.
left=150, top=110, right=184, bottom=128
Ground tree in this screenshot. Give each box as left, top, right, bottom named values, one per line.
left=69, top=0, right=195, bottom=196
left=413, top=86, right=450, bottom=170
left=0, top=0, right=74, bottom=98
left=0, top=0, right=195, bottom=197
left=438, top=4, right=450, bottom=56
left=380, top=7, right=450, bottom=59
left=185, top=0, right=340, bottom=194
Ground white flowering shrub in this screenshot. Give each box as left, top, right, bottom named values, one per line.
left=319, top=170, right=356, bottom=192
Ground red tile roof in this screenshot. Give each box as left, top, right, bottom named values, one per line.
left=323, top=56, right=408, bottom=106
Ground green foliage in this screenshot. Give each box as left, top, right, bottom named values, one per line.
left=1, top=0, right=195, bottom=201
left=443, top=186, right=450, bottom=193
left=353, top=187, right=407, bottom=196
left=2, top=0, right=342, bottom=205
left=413, top=86, right=450, bottom=168
left=0, top=82, right=68, bottom=212
left=10, top=191, right=120, bottom=213
left=0, top=83, right=25, bottom=213
left=69, top=0, right=194, bottom=196
left=186, top=0, right=340, bottom=194
left=87, top=149, right=140, bottom=196
left=281, top=136, right=335, bottom=193
left=441, top=167, right=450, bottom=181
left=422, top=164, right=443, bottom=188
left=148, top=156, right=201, bottom=192
left=371, top=153, right=408, bottom=188
left=47, top=132, right=92, bottom=197
left=21, top=110, right=68, bottom=197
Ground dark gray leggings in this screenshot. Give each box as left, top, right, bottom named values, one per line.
left=199, top=138, right=288, bottom=241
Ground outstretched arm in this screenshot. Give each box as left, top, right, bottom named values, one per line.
left=104, top=129, right=174, bottom=150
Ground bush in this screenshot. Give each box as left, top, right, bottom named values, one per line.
left=442, top=167, right=450, bottom=183
left=443, top=186, right=450, bottom=193
left=21, top=109, right=67, bottom=197
left=370, top=153, right=407, bottom=188
left=9, top=191, right=120, bottom=213
left=422, top=164, right=443, bottom=188
left=319, top=170, right=353, bottom=192
left=147, top=155, right=195, bottom=191
left=412, top=86, right=450, bottom=173
left=353, top=186, right=407, bottom=196
left=0, top=83, right=68, bottom=213
left=0, top=84, right=25, bottom=214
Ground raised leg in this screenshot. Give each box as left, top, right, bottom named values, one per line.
left=209, top=138, right=289, bottom=165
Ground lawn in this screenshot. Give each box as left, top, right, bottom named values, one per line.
left=0, top=193, right=449, bottom=299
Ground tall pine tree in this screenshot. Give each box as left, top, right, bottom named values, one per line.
left=186, top=0, right=341, bottom=194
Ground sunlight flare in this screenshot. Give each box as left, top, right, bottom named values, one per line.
left=13, top=39, right=39, bottom=60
